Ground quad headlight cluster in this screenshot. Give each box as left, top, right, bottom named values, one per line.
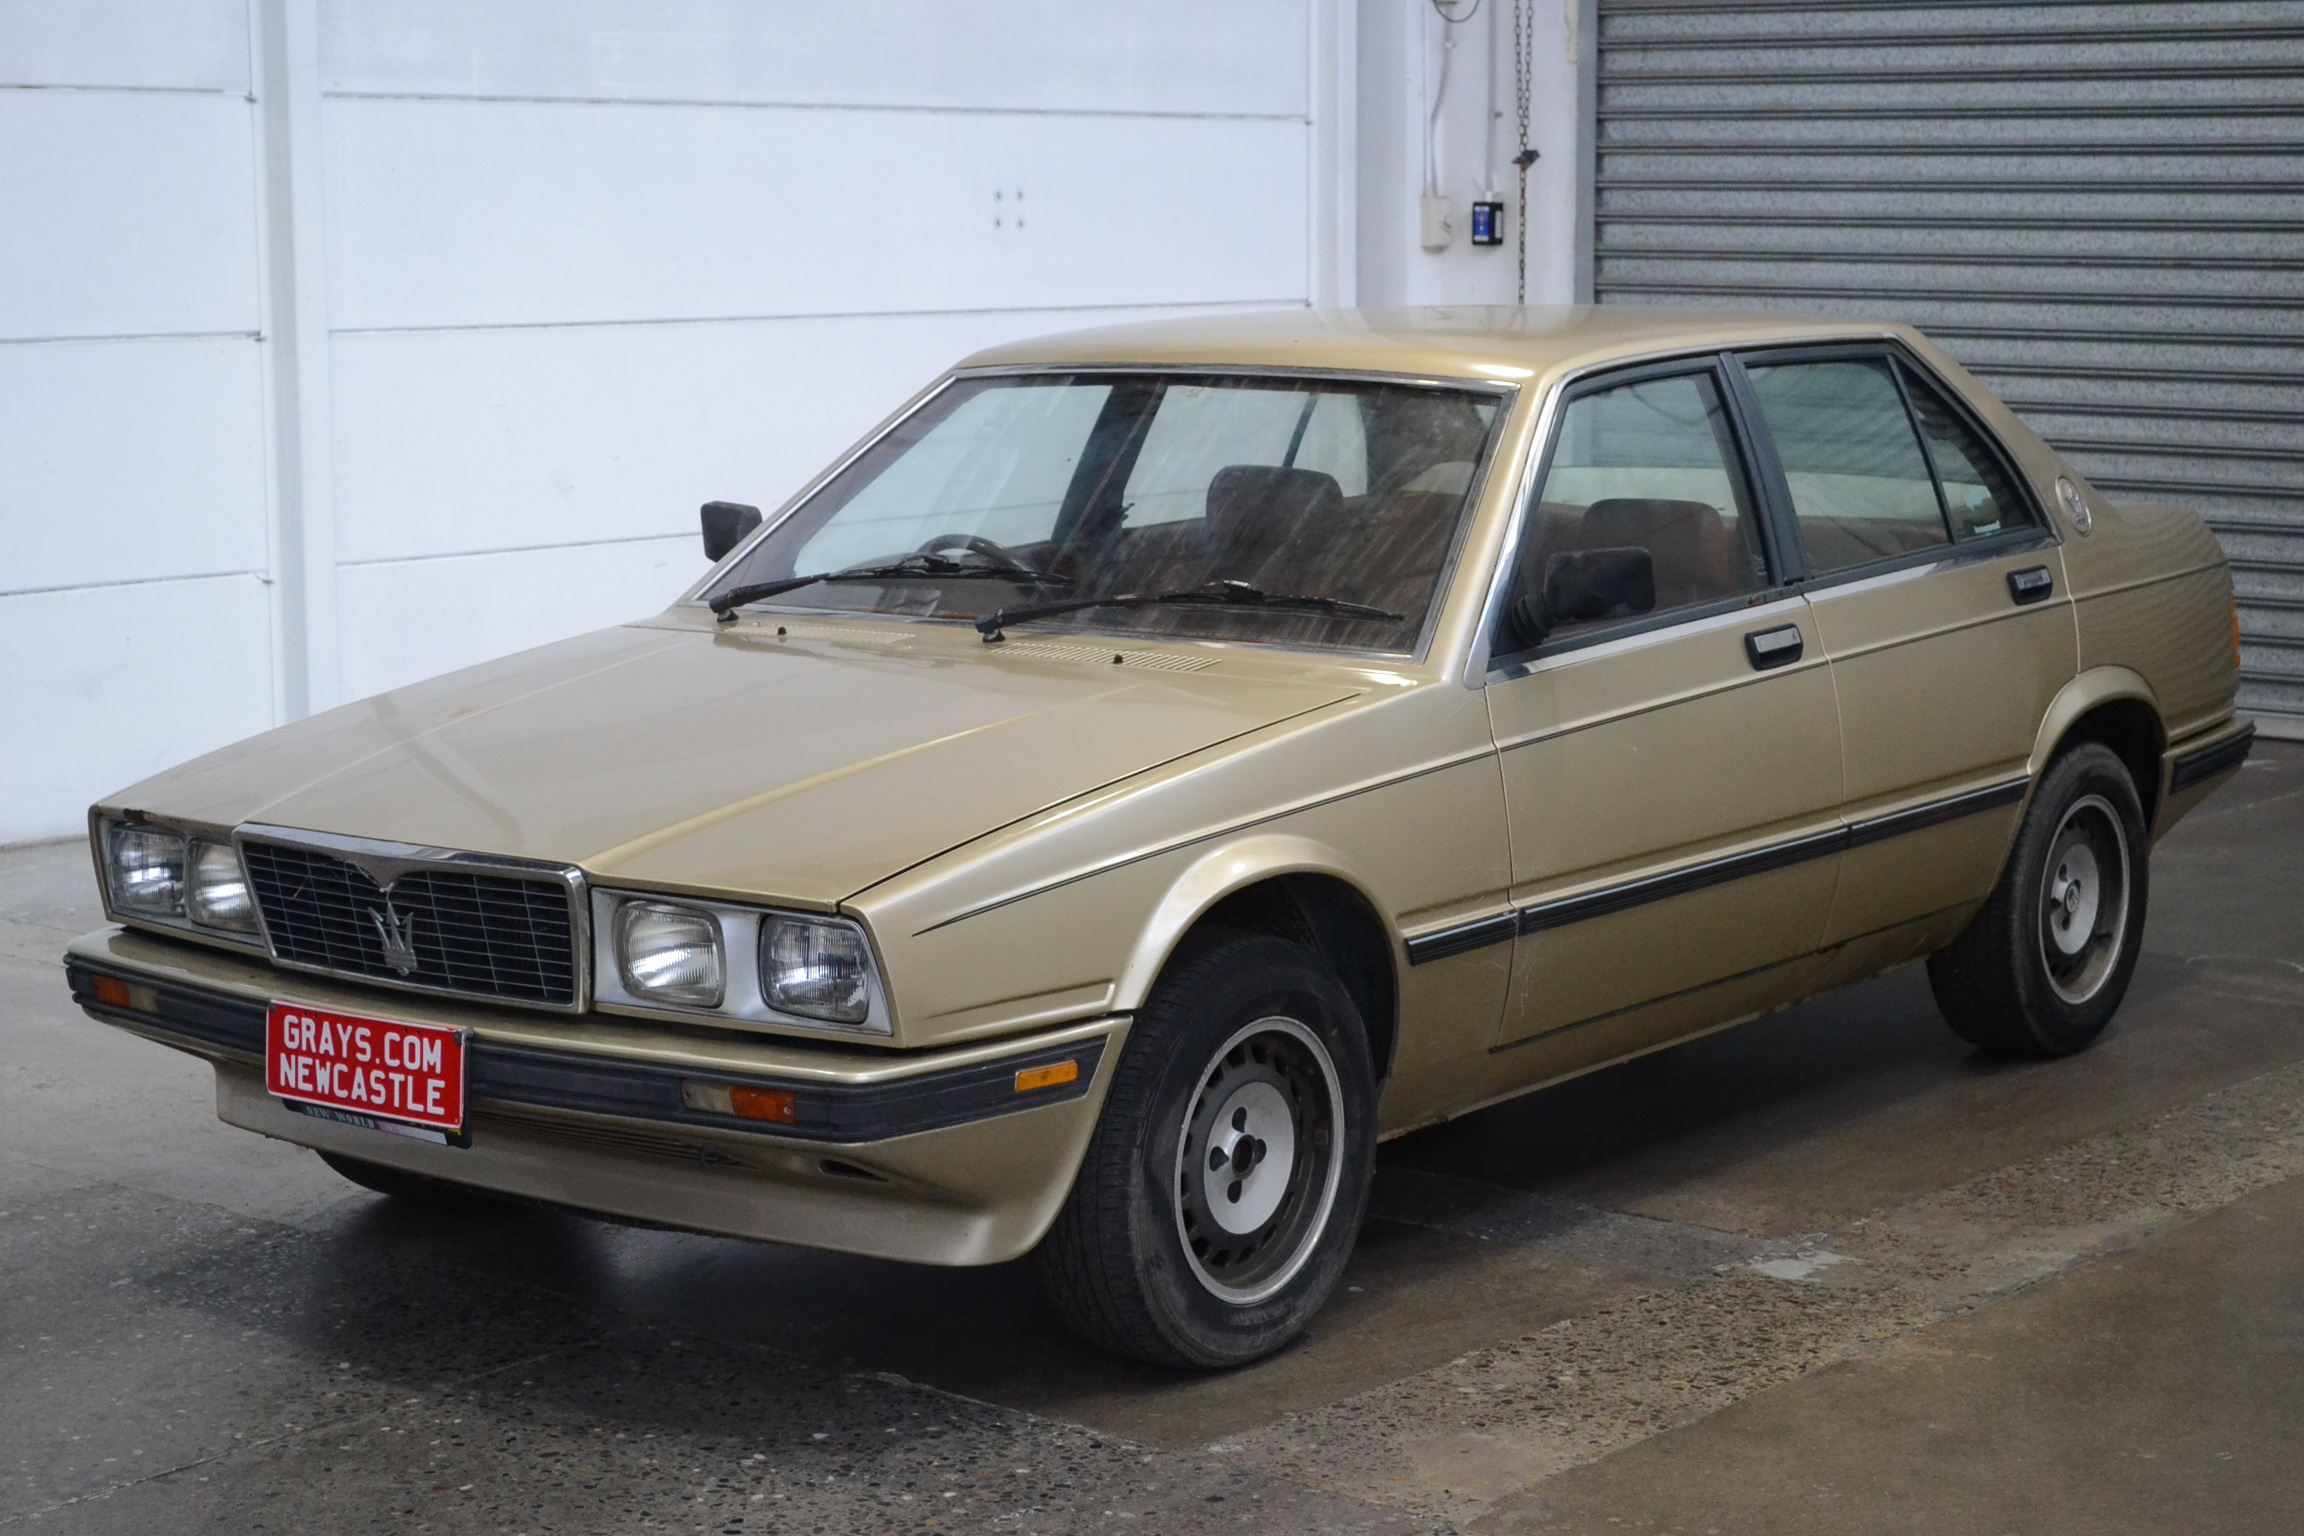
left=93, top=812, right=887, bottom=1037
left=96, top=818, right=263, bottom=943
left=595, top=891, right=886, bottom=1034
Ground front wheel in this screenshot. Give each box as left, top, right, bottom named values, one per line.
left=1928, top=742, right=2149, bottom=1057
left=1034, top=929, right=1376, bottom=1368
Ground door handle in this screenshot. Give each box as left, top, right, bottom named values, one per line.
left=1744, top=624, right=1804, bottom=670
left=2007, top=565, right=2054, bottom=605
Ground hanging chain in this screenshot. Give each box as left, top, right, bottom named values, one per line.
left=1512, top=0, right=1539, bottom=304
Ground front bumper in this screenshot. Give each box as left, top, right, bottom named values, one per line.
left=64, top=928, right=1124, bottom=1266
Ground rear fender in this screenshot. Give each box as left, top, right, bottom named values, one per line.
left=2029, top=667, right=2161, bottom=782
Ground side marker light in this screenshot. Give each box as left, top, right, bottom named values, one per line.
left=1014, top=1059, right=1079, bottom=1094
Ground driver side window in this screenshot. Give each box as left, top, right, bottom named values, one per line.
left=1500, top=369, right=1770, bottom=655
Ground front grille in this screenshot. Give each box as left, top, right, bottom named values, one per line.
left=241, top=841, right=578, bottom=1007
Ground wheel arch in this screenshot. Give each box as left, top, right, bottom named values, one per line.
left=2030, top=667, right=2166, bottom=830
left=1115, top=836, right=1402, bottom=1081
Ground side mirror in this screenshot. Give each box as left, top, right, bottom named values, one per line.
left=700, top=501, right=762, bottom=562
left=1544, top=546, right=1656, bottom=626
left=1509, top=545, right=1656, bottom=648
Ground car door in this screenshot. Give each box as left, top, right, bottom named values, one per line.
left=1482, top=357, right=1845, bottom=1055
left=1730, top=345, right=2077, bottom=947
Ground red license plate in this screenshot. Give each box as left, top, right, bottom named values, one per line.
left=265, top=1002, right=467, bottom=1133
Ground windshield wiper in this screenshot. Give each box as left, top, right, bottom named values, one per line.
left=709, top=554, right=1070, bottom=622
left=974, top=581, right=1403, bottom=642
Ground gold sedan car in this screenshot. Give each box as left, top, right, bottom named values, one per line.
left=69, top=308, right=2250, bottom=1368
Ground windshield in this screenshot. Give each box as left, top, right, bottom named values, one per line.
left=702, top=371, right=1505, bottom=653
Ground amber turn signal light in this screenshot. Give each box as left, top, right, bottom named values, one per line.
left=1014, top=1059, right=1079, bottom=1093
left=89, top=975, right=158, bottom=1014
left=729, top=1085, right=797, bottom=1124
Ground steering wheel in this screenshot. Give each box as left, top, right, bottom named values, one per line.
left=917, top=532, right=1042, bottom=573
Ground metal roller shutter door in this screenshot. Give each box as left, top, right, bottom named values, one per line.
left=1591, top=0, right=2304, bottom=722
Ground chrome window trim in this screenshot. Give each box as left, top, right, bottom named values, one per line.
left=1485, top=588, right=1814, bottom=691
left=1724, top=339, right=2059, bottom=555
left=677, top=372, right=963, bottom=605
left=233, top=823, right=592, bottom=1015
left=1789, top=524, right=2060, bottom=604
left=1465, top=330, right=1911, bottom=688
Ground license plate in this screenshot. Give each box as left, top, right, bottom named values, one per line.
left=266, top=1002, right=467, bottom=1134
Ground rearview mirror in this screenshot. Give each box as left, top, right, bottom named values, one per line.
left=700, top=501, right=762, bottom=562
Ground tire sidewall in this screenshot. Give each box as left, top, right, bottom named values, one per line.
left=2003, top=744, right=2150, bottom=1050
left=1121, top=933, right=1376, bottom=1367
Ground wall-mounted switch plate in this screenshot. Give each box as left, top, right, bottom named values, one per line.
left=1420, top=195, right=1453, bottom=251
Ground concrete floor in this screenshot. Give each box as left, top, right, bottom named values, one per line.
left=4, top=746, right=2300, bottom=1534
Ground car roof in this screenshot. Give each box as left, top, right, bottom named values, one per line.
left=956, top=305, right=1921, bottom=389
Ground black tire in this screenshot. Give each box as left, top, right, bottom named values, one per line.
left=1928, top=742, right=2149, bottom=1057
left=1034, top=928, right=1377, bottom=1369
left=317, top=1150, right=482, bottom=1204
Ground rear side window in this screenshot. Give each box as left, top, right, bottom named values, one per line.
left=1903, top=372, right=2031, bottom=541
left=1501, top=369, right=1771, bottom=653
left=1742, top=358, right=1950, bottom=576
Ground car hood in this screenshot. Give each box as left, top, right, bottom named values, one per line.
left=111, top=621, right=1360, bottom=906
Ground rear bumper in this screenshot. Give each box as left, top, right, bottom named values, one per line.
left=64, top=928, right=1123, bottom=1266
left=2168, top=719, right=2255, bottom=795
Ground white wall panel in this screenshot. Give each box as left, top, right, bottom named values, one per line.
left=0, top=90, right=260, bottom=341
left=0, top=0, right=248, bottom=92
left=323, top=99, right=1310, bottom=331
left=335, top=536, right=695, bottom=701
left=328, top=302, right=1262, bottom=565
left=0, top=576, right=273, bottom=842
left=321, top=0, right=1306, bottom=118
left=0, top=337, right=268, bottom=593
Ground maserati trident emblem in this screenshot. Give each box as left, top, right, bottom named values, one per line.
left=368, top=901, right=423, bottom=976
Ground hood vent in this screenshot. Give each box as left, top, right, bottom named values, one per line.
left=729, top=622, right=908, bottom=646
left=996, top=641, right=1219, bottom=673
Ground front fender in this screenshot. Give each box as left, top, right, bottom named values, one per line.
left=1114, top=833, right=1395, bottom=1013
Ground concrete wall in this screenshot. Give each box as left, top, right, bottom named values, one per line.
left=1, top=0, right=1580, bottom=845
left=1356, top=0, right=1582, bottom=308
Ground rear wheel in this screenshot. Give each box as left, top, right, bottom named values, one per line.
left=1034, top=929, right=1376, bottom=1368
left=1928, top=742, right=2149, bottom=1057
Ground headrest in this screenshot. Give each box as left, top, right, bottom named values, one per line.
left=1205, top=465, right=1344, bottom=539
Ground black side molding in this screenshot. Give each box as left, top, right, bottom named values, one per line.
left=1843, top=776, right=2030, bottom=850
left=1402, top=912, right=1518, bottom=966
left=1402, top=774, right=2030, bottom=965
left=66, top=961, right=1105, bottom=1145
left=1516, top=827, right=1847, bottom=936
left=2170, top=723, right=2256, bottom=794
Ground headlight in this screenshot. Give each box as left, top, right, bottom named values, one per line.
left=760, top=914, right=872, bottom=1025
left=614, top=899, right=725, bottom=1008
left=105, top=824, right=186, bottom=917
left=186, top=840, right=259, bottom=932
